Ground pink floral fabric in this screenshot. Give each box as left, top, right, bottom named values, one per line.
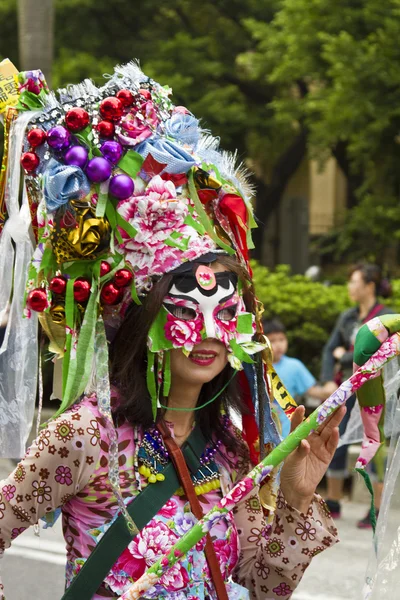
left=0, top=396, right=338, bottom=599
left=116, top=175, right=216, bottom=292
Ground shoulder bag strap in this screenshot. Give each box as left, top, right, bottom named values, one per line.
left=158, top=421, right=229, bottom=600
left=61, top=423, right=206, bottom=600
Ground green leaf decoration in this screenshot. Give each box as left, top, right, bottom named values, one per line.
left=188, top=170, right=234, bottom=255
left=236, top=312, right=254, bottom=334
left=148, top=307, right=173, bottom=352
left=183, top=213, right=206, bottom=235
left=229, top=338, right=255, bottom=363
left=118, top=150, right=144, bottom=178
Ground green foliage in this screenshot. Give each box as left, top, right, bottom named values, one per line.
left=252, top=260, right=400, bottom=374
left=251, top=261, right=350, bottom=375
left=244, top=0, right=400, bottom=262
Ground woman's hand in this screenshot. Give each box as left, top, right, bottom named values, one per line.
left=280, top=404, right=346, bottom=513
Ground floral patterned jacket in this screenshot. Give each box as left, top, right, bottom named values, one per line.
left=0, top=395, right=338, bottom=599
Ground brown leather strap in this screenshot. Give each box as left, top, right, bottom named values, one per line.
left=157, top=421, right=229, bottom=600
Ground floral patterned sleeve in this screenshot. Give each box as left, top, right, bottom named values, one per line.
left=0, top=401, right=103, bottom=599
left=233, top=487, right=339, bottom=599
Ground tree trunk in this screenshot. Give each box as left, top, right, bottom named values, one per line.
left=17, top=0, right=54, bottom=87
left=332, top=141, right=363, bottom=209
left=252, top=127, right=308, bottom=261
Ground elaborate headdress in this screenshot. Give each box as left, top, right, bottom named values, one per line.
left=0, top=60, right=293, bottom=527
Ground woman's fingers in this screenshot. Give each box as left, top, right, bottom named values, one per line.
left=315, top=405, right=346, bottom=436
left=290, top=405, right=305, bottom=433
left=325, top=425, right=340, bottom=455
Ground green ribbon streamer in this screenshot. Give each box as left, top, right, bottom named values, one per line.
left=188, top=170, right=234, bottom=255
left=95, top=183, right=109, bottom=219
left=146, top=350, right=157, bottom=420
left=355, top=468, right=377, bottom=533
left=57, top=283, right=99, bottom=417
left=130, top=276, right=142, bottom=306
left=105, top=199, right=137, bottom=241
left=61, top=278, right=76, bottom=406
left=163, top=350, right=171, bottom=398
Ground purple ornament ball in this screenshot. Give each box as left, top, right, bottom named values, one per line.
left=47, top=126, right=71, bottom=150
left=101, top=141, right=123, bottom=164
left=64, top=145, right=89, bottom=168
left=85, top=157, right=112, bottom=183
left=109, top=174, right=134, bottom=200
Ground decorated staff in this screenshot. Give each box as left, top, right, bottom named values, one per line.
left=119, top=324, right=400, bottom=599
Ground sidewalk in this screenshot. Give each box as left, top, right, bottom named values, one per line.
left=292, top=499, right=379, bottom=600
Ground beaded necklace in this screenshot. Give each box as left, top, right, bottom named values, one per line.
left=137, top=423, right=224, bottom=496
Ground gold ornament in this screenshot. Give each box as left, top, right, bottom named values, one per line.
left=51, top=200, right=110, bottom=264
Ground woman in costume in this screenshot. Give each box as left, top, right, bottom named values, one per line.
left=0, top=63, right=343, bottom=600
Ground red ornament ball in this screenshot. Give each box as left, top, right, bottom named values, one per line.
left=49, top=276, right=67, bottom=295
left=100, top=261, right=112, bottom=277
left=99, top=97, right=124, bottom=121
left=73, top=278, right=91, bottom=303
left=21, top=152, right=40, bottom=173
left=96, top=120, right=115, bottom=138
left=27, top=128, right=47, bottom=148
left=116, top=89, right=134, bottom=107
left=65, top=107, right=90, bottom=132
left=27, top=288, right=48, bottom=312
left=139, top=89, right=152, bottom=100
left=101, top=282, right=123, bottom=305
left=114, top=269, right=133, bottom=288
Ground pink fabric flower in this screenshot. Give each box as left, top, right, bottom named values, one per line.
left=114, top=519, right=189, bottom=591
left=1, top=484, right=16, bottom=501
left=55, top=465, right=73, bottom=486
left=273, top=582, right=292, bottom=596
left=117, top=175, right=216, bottom=292
left=164, top=314, right=202, bottom=350
left=213, top=535, right=239, bottom=579
left=221, top=476, right=254, bottom=508
left=118, top=101, right=160, bottom=146
left=158, top=499, right=178, bottom=519
left=363, top=404, right=384, bottom=415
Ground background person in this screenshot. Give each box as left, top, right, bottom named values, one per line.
left=320, top=263, right=393, bottom=526
left=263, top=318, right=336, bottom=401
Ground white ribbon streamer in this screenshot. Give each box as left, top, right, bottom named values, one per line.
left=0, top=110, right=40, bottom=457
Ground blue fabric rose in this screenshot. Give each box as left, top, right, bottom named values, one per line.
left=136, top=138, right=197, bottom=174
left=44, top=159, right=91, bottom=212
left=164, top=113, right=200, bottom=147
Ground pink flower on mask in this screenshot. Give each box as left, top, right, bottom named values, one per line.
left=118, top=101, right=159, bottom=146
left=164, top=314, right=202, bottom=351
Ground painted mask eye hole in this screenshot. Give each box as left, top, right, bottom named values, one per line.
left=216, top=305, right=238, bottom=322
left=164, top=303, right=197, bottom=321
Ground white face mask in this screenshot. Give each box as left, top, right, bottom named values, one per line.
left=162, top=266, right=246, bottom=348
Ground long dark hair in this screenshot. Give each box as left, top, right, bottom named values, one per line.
left=110, top=255, right=254, bottom=458
left=349, top=263, right=392, bottom=298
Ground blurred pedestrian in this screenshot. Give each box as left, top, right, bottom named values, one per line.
left=320, top=263, right=393, bottom=526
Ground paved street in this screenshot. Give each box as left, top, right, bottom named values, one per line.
left=0, top=458, right=396, bottom=600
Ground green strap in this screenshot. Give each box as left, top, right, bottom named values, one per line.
left=61, top=424, right=207, bottom=600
